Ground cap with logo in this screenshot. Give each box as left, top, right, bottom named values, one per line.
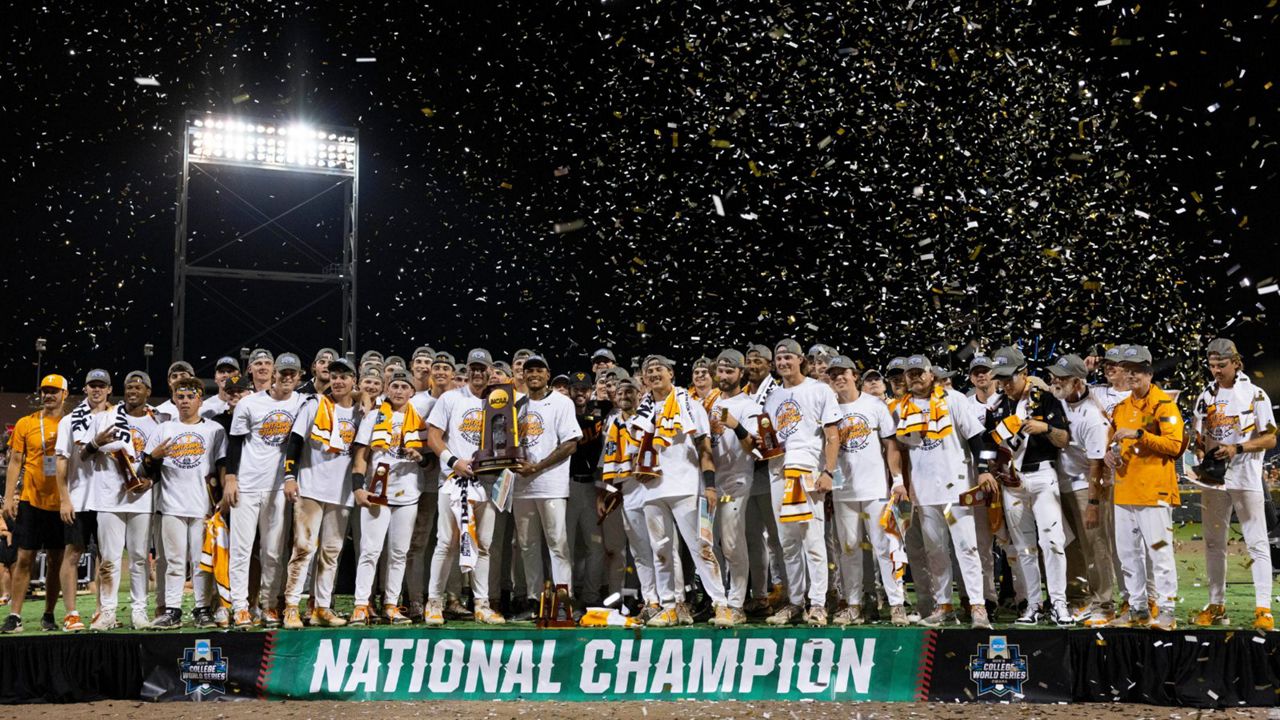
left=168, top=360, right=195, bottom=376
left=249, top=348, right=274, bottom=364
left=276, top=353, right=304, bottom=373
left=466, top=348, right=494, bottom=368
left=85, top=369, right=111, bottom=386
left=774, top=339, right=804, bottom=357
left=313, top=347, right=338, bottom=363
left=123, top=370, right=152, bottom=388
left=412, top=345, right=436, bottom=360
left=569, top=371, right=593, bottom=389
left=361, top=366, right=384, bottom=380
left=514, top=349, right=536, bottom=362
left=224, top=374, right=253, bottom=392
left=904, top=354, right=932, bottom=372
left=384, top=355, right=407, bottom=369
left=327, top=358, right=356, bottom=375
left=1120, top=344, right=1153, bottom=365
left=693, top=356, right=713, bottom=370
left=434, top=351, right=456, bottom=366
left=591, top=348, right=617, bottom=363
left=990, top=346, right=1027, bottom=378
left=523, top=354, right=550, bottom=370
left=39, top=374, right=68, bottom=392
left=215, top=356, right=240, bottom=371
left=969, top=355, right=994, bottom=371
left=1047, top=354, right=1088, bottom=379
left=746, top=344, right=774, bottom=362
left=808, top=344, right=837, bottom=360
left=1103, top=345, right=1127, bottom=364
left=387, top=368, right=414, bottom=387
left=826, top=355, right=857, bottom=372
left=1206, top=338, right=1240, bottom=359
left=885, top=357, right=908, bottom=376
left=716, top=349, right=746, bottom=369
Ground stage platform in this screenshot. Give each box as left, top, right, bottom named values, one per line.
left=2, top=624, right=1279, bottom=706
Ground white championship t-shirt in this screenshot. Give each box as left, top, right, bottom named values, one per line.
left=85, top=409, right=154, bottom=514
left=148, top=418, right=226, bottom=518
left=641, top=388, right=711, bottom=502
left=900, top=388, right=984, bottom=507
left=515, top=391, right=583, bottom=499
left=1061, top=391, right=1110, bottom=491
left=762, top=377, right=841, bottom=471
left=354, top=407, right=423, bottom=506
left=55, top=409, right=116, bottom=512
left=426, top=385, right=486, bottom=487
left=710, top=392, right=760, bottom=498
left=230, top=390, right=305, bottom=493
left=292, top=398, right=358, bottom=507
left=201, top=395, right=230, bottom=420
left=1194, top=380, right=1277, bottom=491
left=833, top=394, right=897, bottom=502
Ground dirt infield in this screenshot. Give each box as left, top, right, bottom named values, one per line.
left=16, top=701, right=1277, bottom=720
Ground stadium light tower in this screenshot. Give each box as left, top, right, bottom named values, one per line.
left=172, top=112, right=359, bottom=369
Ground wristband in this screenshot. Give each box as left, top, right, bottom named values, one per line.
left=283, top=474, right=297, bottom=484
left=441, top=451, right=457, bottom=469
left=1135, top=428, right=1145, bottom=440
left=352, top=472, right=366, bottom=491
left=1236, top=443, right=1245, bottom=455
left=86, top=442, right=99, bottom=454
left=891, top=474, right=904, bottom=487
left=732, top=423, right=749, bottom=440
left=702, top=470, right=716, bottom=489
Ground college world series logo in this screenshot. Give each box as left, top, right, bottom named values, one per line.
left=179, top=638, right=229, bottom=698
left=968, top=635, right=1028, bottom=698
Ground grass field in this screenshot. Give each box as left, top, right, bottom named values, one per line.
left=1, top=520, right=1269, bottom=633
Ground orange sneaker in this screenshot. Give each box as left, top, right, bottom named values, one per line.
left=385, top=604, right=411, bottom=625
left=282, top=605, right=304, bottom=630
left=233, top=608, right=253, bottom=629
left=1254, top=607, right=1274, bottom=632
left=309, top=607, right=348, bottom=627
left=1192, top=603, right=1229, bottom=627
left=62, top=612, right=85, bottom=632
left=349, top=604, right=371, bottom=627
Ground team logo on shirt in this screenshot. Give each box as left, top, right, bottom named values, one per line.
left=1202, top=402, right=1239, bottom=442
left=130, top=427, right=148, bottom=455
left=459, top=408, right=484, bottom=445
left=337, top=419, right=357, bottom=446
left=258, top=410, right=296, bottom=447
left=774, top=399, right=803, bottom=441
left=839, top=413, right=874, bottom=452
left=520, top=411, right=545, bottom=449
left=167, top=432, right=207, bottom=470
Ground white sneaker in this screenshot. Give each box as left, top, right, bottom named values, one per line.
left=90, top=610, right=118, bottom=632
left=1051, top=601, right=1076, bottom=627
left=131, top=609, right=151, bottom=630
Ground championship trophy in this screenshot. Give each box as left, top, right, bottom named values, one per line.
left=536, top=581, right=576, bottom=628
left=113, top=450, right=145, bottom=493
left=754, top=413, right=784, bottom=460
left=959, top=485, right=993, bottom=507
left=989, top=444, right=1022, bottom=488
left=633, top=430, right=662, bottom=481
left=473, top=383, right=528, bottom=474
left=367, top=462, right=391, bottom=505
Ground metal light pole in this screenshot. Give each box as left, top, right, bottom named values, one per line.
left=143, top=343, right=154, bottom=376
left=34, top=337, right=46, bottom=387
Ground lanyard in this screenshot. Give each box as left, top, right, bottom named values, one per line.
left=37, top=412, right=50, bottom=457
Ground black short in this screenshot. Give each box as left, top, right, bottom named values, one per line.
left=0, top=533, right=16, bottom=566
left=64, top=510, right=98, bottom=550
left=13, top=501, right=63, bottom=552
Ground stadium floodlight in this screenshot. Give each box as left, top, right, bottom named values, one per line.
left=185, top=114, right=357, bottom=177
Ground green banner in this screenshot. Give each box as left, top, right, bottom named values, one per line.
left=262, top=627, right=926, bottom=701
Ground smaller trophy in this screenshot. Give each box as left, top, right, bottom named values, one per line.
left=113, top=450, right=145, bottom=493
left=754, top=413, right=784, bottom=460
left=633, top=431, right=661, bottom=481
left=367, top=462, right=391, bottom=505
left=536, top=582, right=577, bottom=628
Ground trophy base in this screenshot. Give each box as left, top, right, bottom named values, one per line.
left=474, top=448, right=529, bottom=475
left=634, top=470, right=662, bottom=483
left=367, top=496, right=389, bottom=506
left=759, top=448, right=784, bottom=461
left=536, top=584, right=577, bottom=629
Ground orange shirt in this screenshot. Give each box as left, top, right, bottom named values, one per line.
left=8, top=411, right=63, bottom=512
left=1110, top=384, right=1185, bottom=507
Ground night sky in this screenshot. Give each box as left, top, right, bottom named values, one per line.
left=4, top=1, right=1277, bottom=398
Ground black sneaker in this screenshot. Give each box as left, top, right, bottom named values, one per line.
left=151, top=608, right=182, bottom=629
left=193, top=607, right=215, bottom=629
left=1, top=614, right=22, bottom=634
left=40, top=612, right=57, bottom=632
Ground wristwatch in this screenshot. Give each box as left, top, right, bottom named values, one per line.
left=1235, top=443, right=1245, bottom=455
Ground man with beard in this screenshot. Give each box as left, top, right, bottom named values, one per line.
left=705, top=349, right=759, bottom=627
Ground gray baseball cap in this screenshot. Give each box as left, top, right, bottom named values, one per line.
left=466, top=348, right=494, bottom=367
left=826, top=355, right=857, bottom=372
left=745, top=344, right=773, bottom=361
left=492, top=361, right=513, bottom=376
left=591, top=348, right=616, bottom=363
left=862, top=368, right=884, bottom=381
left=124, top=370, right=152, bottom=388
left=808, top=344, right=837, bottom=360
left=434, top=351, right=456, bottom=366
left=1121, top=344, right=1153, bottom=365
left=313, top=347, right=338, bottom=363
left=905, top=355, right=932, bottom=372
left=387, top=368, right=414, bottom=387
left=1048, top=354, right=1088, bottom=379
left=215, top=356, right=240, bottom=371
left=327, top=358, right=356, bottom=375
left=167, top=360, right=195, bottom=376
left=85, top=369, right=111, bottom=386
left=360, top=366, right=384, bottom=380
left=932, top=366, right=956, bottom=380
left=716, top=349, right=746, bottom=369
left=616, top=376, right=643, bottom=391
left=969, top=355, right=994, bottom=371
left=249, top=348, right=274, bottom=364
left=385, top=355, right=407, bottom=369
left=276, top=353, right=304, bottom=372
left=643, top=354, right=675, bottom=370
left=412, top=345, right=436, bottom=360
left=1103, top=345, right=1127, bottom=364
left=693, top=356, right=713, bottom=370
left=360, top=350, right=383, bottom=364
left=602, top=366, right=631, bottom=380
left=513, top=348, right=536, bottom=362
left=1206, top=338, right=1240, bottom=359
left=886, top=357, right=908, bottom=376
left=991, top=346, right=1027, bottom=378
left=774, top=339, right=804, bottom=357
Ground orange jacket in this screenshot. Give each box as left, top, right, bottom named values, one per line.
left=1110, top=383, right=1186, bottom=507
